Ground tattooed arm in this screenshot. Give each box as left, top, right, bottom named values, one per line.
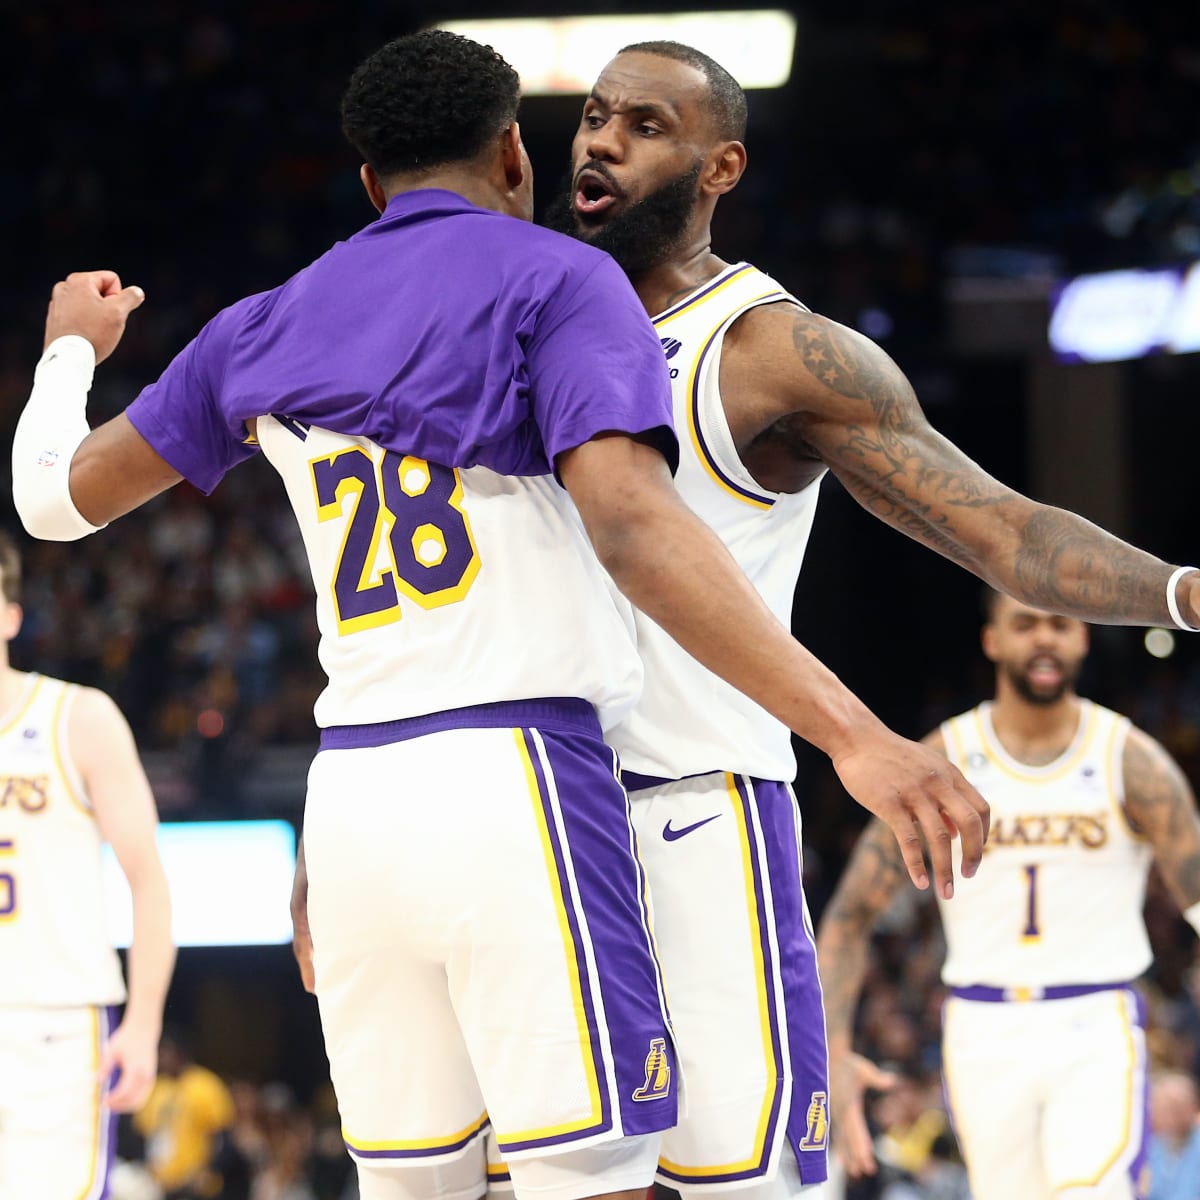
left=720, top=304, right=1199, bottom=626
left=815, top=790, right=914, bottom=1177
left=1122, top=727, right=1200, bottom=911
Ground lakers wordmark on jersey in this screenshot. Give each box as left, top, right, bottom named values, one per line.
left=938, top=699, right=1152, bottom=988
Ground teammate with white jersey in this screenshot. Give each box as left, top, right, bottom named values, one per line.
left=11, top=31, right=991, bottom=1200
left=0, top=531, right=174, bottom=1199
left=544, top=39, right=1200, bottom=1200
left=816, top=591, right=1200, bottom=1200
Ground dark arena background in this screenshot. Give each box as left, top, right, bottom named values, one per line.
left=3, top=3, right=1200, bottom=1197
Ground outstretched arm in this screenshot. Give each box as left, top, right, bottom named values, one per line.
left=560, top=435, right=989, bottom=900
left=1122, top=726, right=1200, bottom=915
left=726, top=304, right=1197, bottom=627
left=815, top=814, right=911, bottom=1178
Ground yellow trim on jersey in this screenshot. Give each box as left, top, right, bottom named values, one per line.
left=0, top=673, right=43, bottom=738
left=659, top=773, right=777, bottom=1177
left=652, top=265, right=756, bottom=328
left=73, top=1007, right=103, bottom=1200
left=1057, top=991, right=1139, bottom=1192
left=51, top=683, right=92, bottom=817
left=975, top=701, right=1097, bottom=784
left=941, top=716, right=967, bottom=773
left=680, top=289, right=789, bottom=511
left=342, top=1110, right=488, bottom=1154
left=498, top=729, right=604, bottom=1144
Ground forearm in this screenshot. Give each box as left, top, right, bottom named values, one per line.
left=816, top=921, right=873, bottom=1053
left=599, top=492, right=884, bottom=759
left=123, top=865, right=175, bottom=1032
left=998, top=500, right=1188, bottom=628
left=12, top=336, right=107, bottom=540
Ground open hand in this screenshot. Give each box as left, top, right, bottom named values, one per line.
left=290, top=839, right=315, bottom=993
left=833, top=730, right=989, bottom=899
left=830, top=1050, right=896, bottom=1178
left=98, top=1018, right=159, bottom=1112
left=44, top=271, right=144, bottom=364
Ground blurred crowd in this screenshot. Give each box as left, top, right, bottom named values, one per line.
left=6, top=4, right=1200, bottom=1196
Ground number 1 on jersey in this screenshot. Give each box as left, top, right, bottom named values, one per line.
left=1021, top=863, right=1040, bottom=942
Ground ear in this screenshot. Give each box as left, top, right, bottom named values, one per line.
left=0, top=603, right=23, bottom=644
left=500, top=122, right=527, bottom=193
left=981, top=624, right=998, bottom=663
left=360, top=164, right=388, bottom=215
left=701, top=140, right=747, bottom=197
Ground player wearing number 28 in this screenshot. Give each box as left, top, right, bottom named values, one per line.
left=11, top=31, right=995, bottom=1200
left=0, top=531, right=175, bottom=1199
left=816, top=591, right=1200, bottom=1200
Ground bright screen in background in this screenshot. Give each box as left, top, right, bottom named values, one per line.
left=436, top=11, right=797, bottom=94
left=1048, top=260, right=1200, bottom=363
left=102, top=821, right=296, bottom=948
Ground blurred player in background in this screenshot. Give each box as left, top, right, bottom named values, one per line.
left=543, top=39, right=1200, bottom=1200
left=133, top=1027, right=240, bottom=1200
left=0, top=529, right=174, bottom=1199
left=816, top=591, right=1200, bottom=1200
left=11, top=30, right=989, bottom=1200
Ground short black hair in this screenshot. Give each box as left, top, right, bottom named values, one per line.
left=619, top=40, right=747, bottom=141
left=982, top=585, right=1008, bottom=623
left=341, top=30, right=520, bottom=178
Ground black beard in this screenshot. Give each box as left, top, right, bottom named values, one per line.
left=1004, top=661, right=1079, bottom=707
left=544, top=161, right=702, bottom=276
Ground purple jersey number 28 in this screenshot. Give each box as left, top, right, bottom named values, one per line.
left=311, top=448, right=480, bottom=635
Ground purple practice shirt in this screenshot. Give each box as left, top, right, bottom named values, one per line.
left=126, top=189, right=677, bottom=491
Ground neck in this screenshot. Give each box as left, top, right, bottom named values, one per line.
left=990, top=683, right=1082, bottom=761
left=383, top=169, right=502, bottom=216
left=0, top=663, right=29, bottom=716
left=630, top=239, right=728, bottom=317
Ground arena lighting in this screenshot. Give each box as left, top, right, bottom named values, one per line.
left=435, top=12, right=797, bottom=93
left=102, top=820, right=296, bottom=948
left=1048, top=259, right=1200, bottom=363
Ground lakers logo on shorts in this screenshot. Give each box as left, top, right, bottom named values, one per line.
left=631, top=1037, right=671, bottom=1102
left=799, top=1091, right=829, bottom=1150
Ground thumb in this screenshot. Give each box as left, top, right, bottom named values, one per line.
left=858, top=1057, right=897, bottom=1092
left=114, top=285, right=146, bottom=315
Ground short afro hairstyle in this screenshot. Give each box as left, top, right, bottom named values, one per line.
left=619, top=41, right=747, bottom=142
left=341, top=30, right=521, bottom=178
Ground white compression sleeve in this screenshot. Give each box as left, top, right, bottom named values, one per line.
left=12, top=335, right=108, bottom=541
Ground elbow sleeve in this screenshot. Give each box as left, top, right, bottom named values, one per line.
left=12, top=336, right=108, bottom=541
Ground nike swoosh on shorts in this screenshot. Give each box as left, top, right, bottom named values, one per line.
left=662, top=814, right=721, bottom=841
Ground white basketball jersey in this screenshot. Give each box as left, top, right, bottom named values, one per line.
left=256, top=417, right=643, bottom=731
left=0, top=673, right=126, bottom=1007
left=607, top=263, right=825, bottom=781
left=938, top=700, right=1152, bottom=988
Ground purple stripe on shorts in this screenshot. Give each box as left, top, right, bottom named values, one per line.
left=1126, top=988, right=1151, bottom=1197
left=496, top=727, right=677, bottom=1153
left=94, top=1006, right=120, bottom=1200
left=320, top=697, right=599, bottom=750
left=660, top=776, right=802, bottom=1186
left=346, top=1120, right=488, bottom=1160
left=758, top=782, right=831, bottom=1187
left=494, top=729, right=613, bottom=1154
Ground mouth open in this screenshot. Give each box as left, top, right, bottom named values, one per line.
left=574, top=170, right=621, bottom=220
left=1025, top=655, right=1064, bottom=687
